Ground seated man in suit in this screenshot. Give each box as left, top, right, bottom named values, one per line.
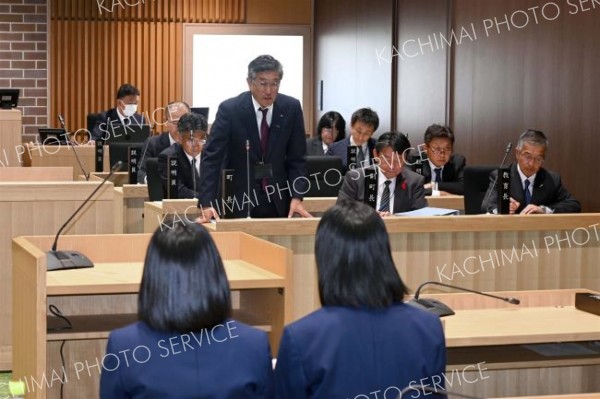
left=91, top=83, right=145, bottom=142
left=306, top=111, right=346, bottom=155
left=327, top=107, right=378, bottom=170
left=137, top=101, right=190, bottom=183
left=483, top=129, right=581, bottom=214
left=408, top=124, right=466, bottom=195
left=158, top=112, right=207, bottom=199
left=337, top=131, right=427, bottom=216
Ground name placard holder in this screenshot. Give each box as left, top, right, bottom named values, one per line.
left=498, top=167, right=511, bottom=214
left=167, top=156, right=179, bottom=199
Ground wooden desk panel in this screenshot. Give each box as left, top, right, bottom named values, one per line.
left=302, top=195, right=465, bottom=214
left=0, top=182, right=114, bottom=370
left=23, top=145, right=110, bottom=179
left=0, top=167, right=73, bottom=181
left=0, top=109, right=22, bottom=167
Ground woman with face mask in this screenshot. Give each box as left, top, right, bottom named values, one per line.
left=90, top=83, right=146, bottom=143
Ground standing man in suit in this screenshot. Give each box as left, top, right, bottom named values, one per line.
left=327, top=108, right=378, bottom=170
left=337, top=132, right=427, bottom=216
left=483, top=129, right=581, bottom=214
left=409, top=124, right=466, bottom=195
left=197, top=55, right=311, bottom=220
left=306, top=111, right=346, bottom=156
left=137, top=101, right=190, bottom=183
left=158, top=113, right=207, bottom=199
left=91, top=83, right=145, bottom=142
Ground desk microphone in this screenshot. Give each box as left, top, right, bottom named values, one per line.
left=58, top=113, right=90, bottom=181
left=47, top=161, right=123, bottom=271
left=246, top=139, right=251, bottom=219
left=136, top=122, right=156, bottom=184
left=406, top=281, right=520, bottom=317
left=399, top=384, right=485, bottom=399
left=481, top=142, right=512, bottom=213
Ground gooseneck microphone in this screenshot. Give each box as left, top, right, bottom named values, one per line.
left=58, top=113, right=90, bottom=181
left=136, top=122, right=156, bottom=184
left=47, top=161, right=123, bottom=271
left=246, top=139, right=251, bottom=219
left=482, top=142, right=512, bottom=213
left=407, top=281, right=520, bottom=317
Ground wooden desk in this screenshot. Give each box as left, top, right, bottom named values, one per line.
left=0, top=182, right=114, bottom=371
left=23, top=145, right=110, bottom=179
left=12, top=232, right=291, bottom=399
left=426, top=289, right=600, bottom=397
left=0, top=109, right=22, bottom=167
left=201, top=214, right=600, bottom=322
left=114, top=185, right=149, bottom=233
left=0, top=167, right=72, bottom=181
left=302, top=194, right=465, bottom=214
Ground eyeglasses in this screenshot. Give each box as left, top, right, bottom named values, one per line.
left=183, top=138, right=206, bottom=145
left=429, top=147, right=452, bottom=155
left=252, top=79, right=280, bottom=90
left=519, top=151, right=544, bottom=165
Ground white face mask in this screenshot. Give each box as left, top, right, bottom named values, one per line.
left=122, top=104, right=138, bottom=117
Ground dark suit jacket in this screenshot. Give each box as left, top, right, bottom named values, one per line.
left=91, top=108, right=145, bottom=141
left=158, top=143, right=200, bottom=199
left=274, top=304, right=446, bottom=398
left=337, top=166, right=427, bottom=213
left=483, top=163, right=581, bottom=213
left=100, top=320, right=273, bottom=398
left=198, top=91, right=306, bottom=218
left=327, top=136, right=376, bottom=170
left=306, top=137, right=327, bottom=156
left=138, top=133, right=173, bottom=183
left=408, top=153, right=466, bottom=195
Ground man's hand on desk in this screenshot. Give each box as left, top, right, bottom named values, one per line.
left=378, top=211, right=392, bottom=217
left=520, top=204, right=547, bottom=214
left=509, top=197, right=520, bottom=214
left=196, top=207, right=220, bottom=224
left=288, top=198, right=312, bottom=218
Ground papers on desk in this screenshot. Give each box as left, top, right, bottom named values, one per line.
left=394, top=207, right=459, bottom=216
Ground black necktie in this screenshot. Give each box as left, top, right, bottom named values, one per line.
left=434, top=168, right=442, bottom=183
left=259, top=108, right=269, bottom=154
left=191, top=158, right=199, bottom=195
left=524, top=179, right=532, bottom=205
left=356, top=146, right=365, bottom=164
left=123, top=117, right=130, bottom=126
left=379, top=180, right=391, bottom=212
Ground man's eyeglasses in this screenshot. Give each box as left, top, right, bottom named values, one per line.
left=252, top=79, right=280, bottom=90
left=429, top=147, right=452, bottom=155
left=519, top=151, right=544, bottom=165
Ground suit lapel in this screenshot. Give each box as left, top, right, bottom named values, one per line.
left=266, top=101, right=285, bottom=160
left=392, top=172, right=407, bottom=212
left=531, top=168, right=547, bottom=204
left=510, top=164, right=525, bottom=204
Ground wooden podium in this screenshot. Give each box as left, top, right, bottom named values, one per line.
left=0, top=109, right=23, bottom=167
left=0, top=181, right=114, bottom=371
left=12, top=232, right=291, bottom=399
left=427, top=289, right=600, bottom=397
left=23, top=144, right=110, bottom=179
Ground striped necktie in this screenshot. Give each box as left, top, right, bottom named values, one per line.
left=379, top=180, right=391, bottom=212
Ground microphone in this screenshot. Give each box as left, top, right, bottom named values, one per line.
left=136, top=122, right=156, bottom=184
left=481, top=142, right=512, bottom=214
left=47, top=161, right=124, bottom=271
left=406, top=281, right=520, bottom=317
left=246, top=139, right=251, bottom=219
left=399, top=384, right=485, bottom=399
left=58, top=113, right=90, bottom=181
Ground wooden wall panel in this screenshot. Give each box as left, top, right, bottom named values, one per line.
left=50, top=0, right=245, bottom=136
left=451, top=0, right=600, bottom=212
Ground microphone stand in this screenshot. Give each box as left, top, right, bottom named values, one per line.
left=246, top=139, right=251, bottom=219
left=482, top=142, right=512, bottom=214
left=59, top=114, right=90, bottom=181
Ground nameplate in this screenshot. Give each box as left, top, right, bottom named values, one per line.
left=220, top=169, right=236, bottom=219
left=497, top=167, right=510, bottom=214
left=95, top=139, right=104, bottom=172
left=364, top=169, right=378, bottom=209
left=347, top=146, right=358, bottom=170
left=167, top=156, right=179, bottom=199
left=128, top=145, right=141, bottom=185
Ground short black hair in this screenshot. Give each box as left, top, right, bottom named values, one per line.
left=138, top=220, right=231, bottom=332
left=350, top=108, right=379, bottom=132
left=177, top=112, right=208, bottom=134
left=424, top=124, right=454, bottom=145
left=116, top=83, right=140, bottom=99
left=375, top=131, right=411, bottom=154
left=247, top=54, right=283, bottom=80
left=316, top=111, right=346, bottom=141
left=315, top=200, right=408, bottom=308
left=517, top=129, right=548, bottom=149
